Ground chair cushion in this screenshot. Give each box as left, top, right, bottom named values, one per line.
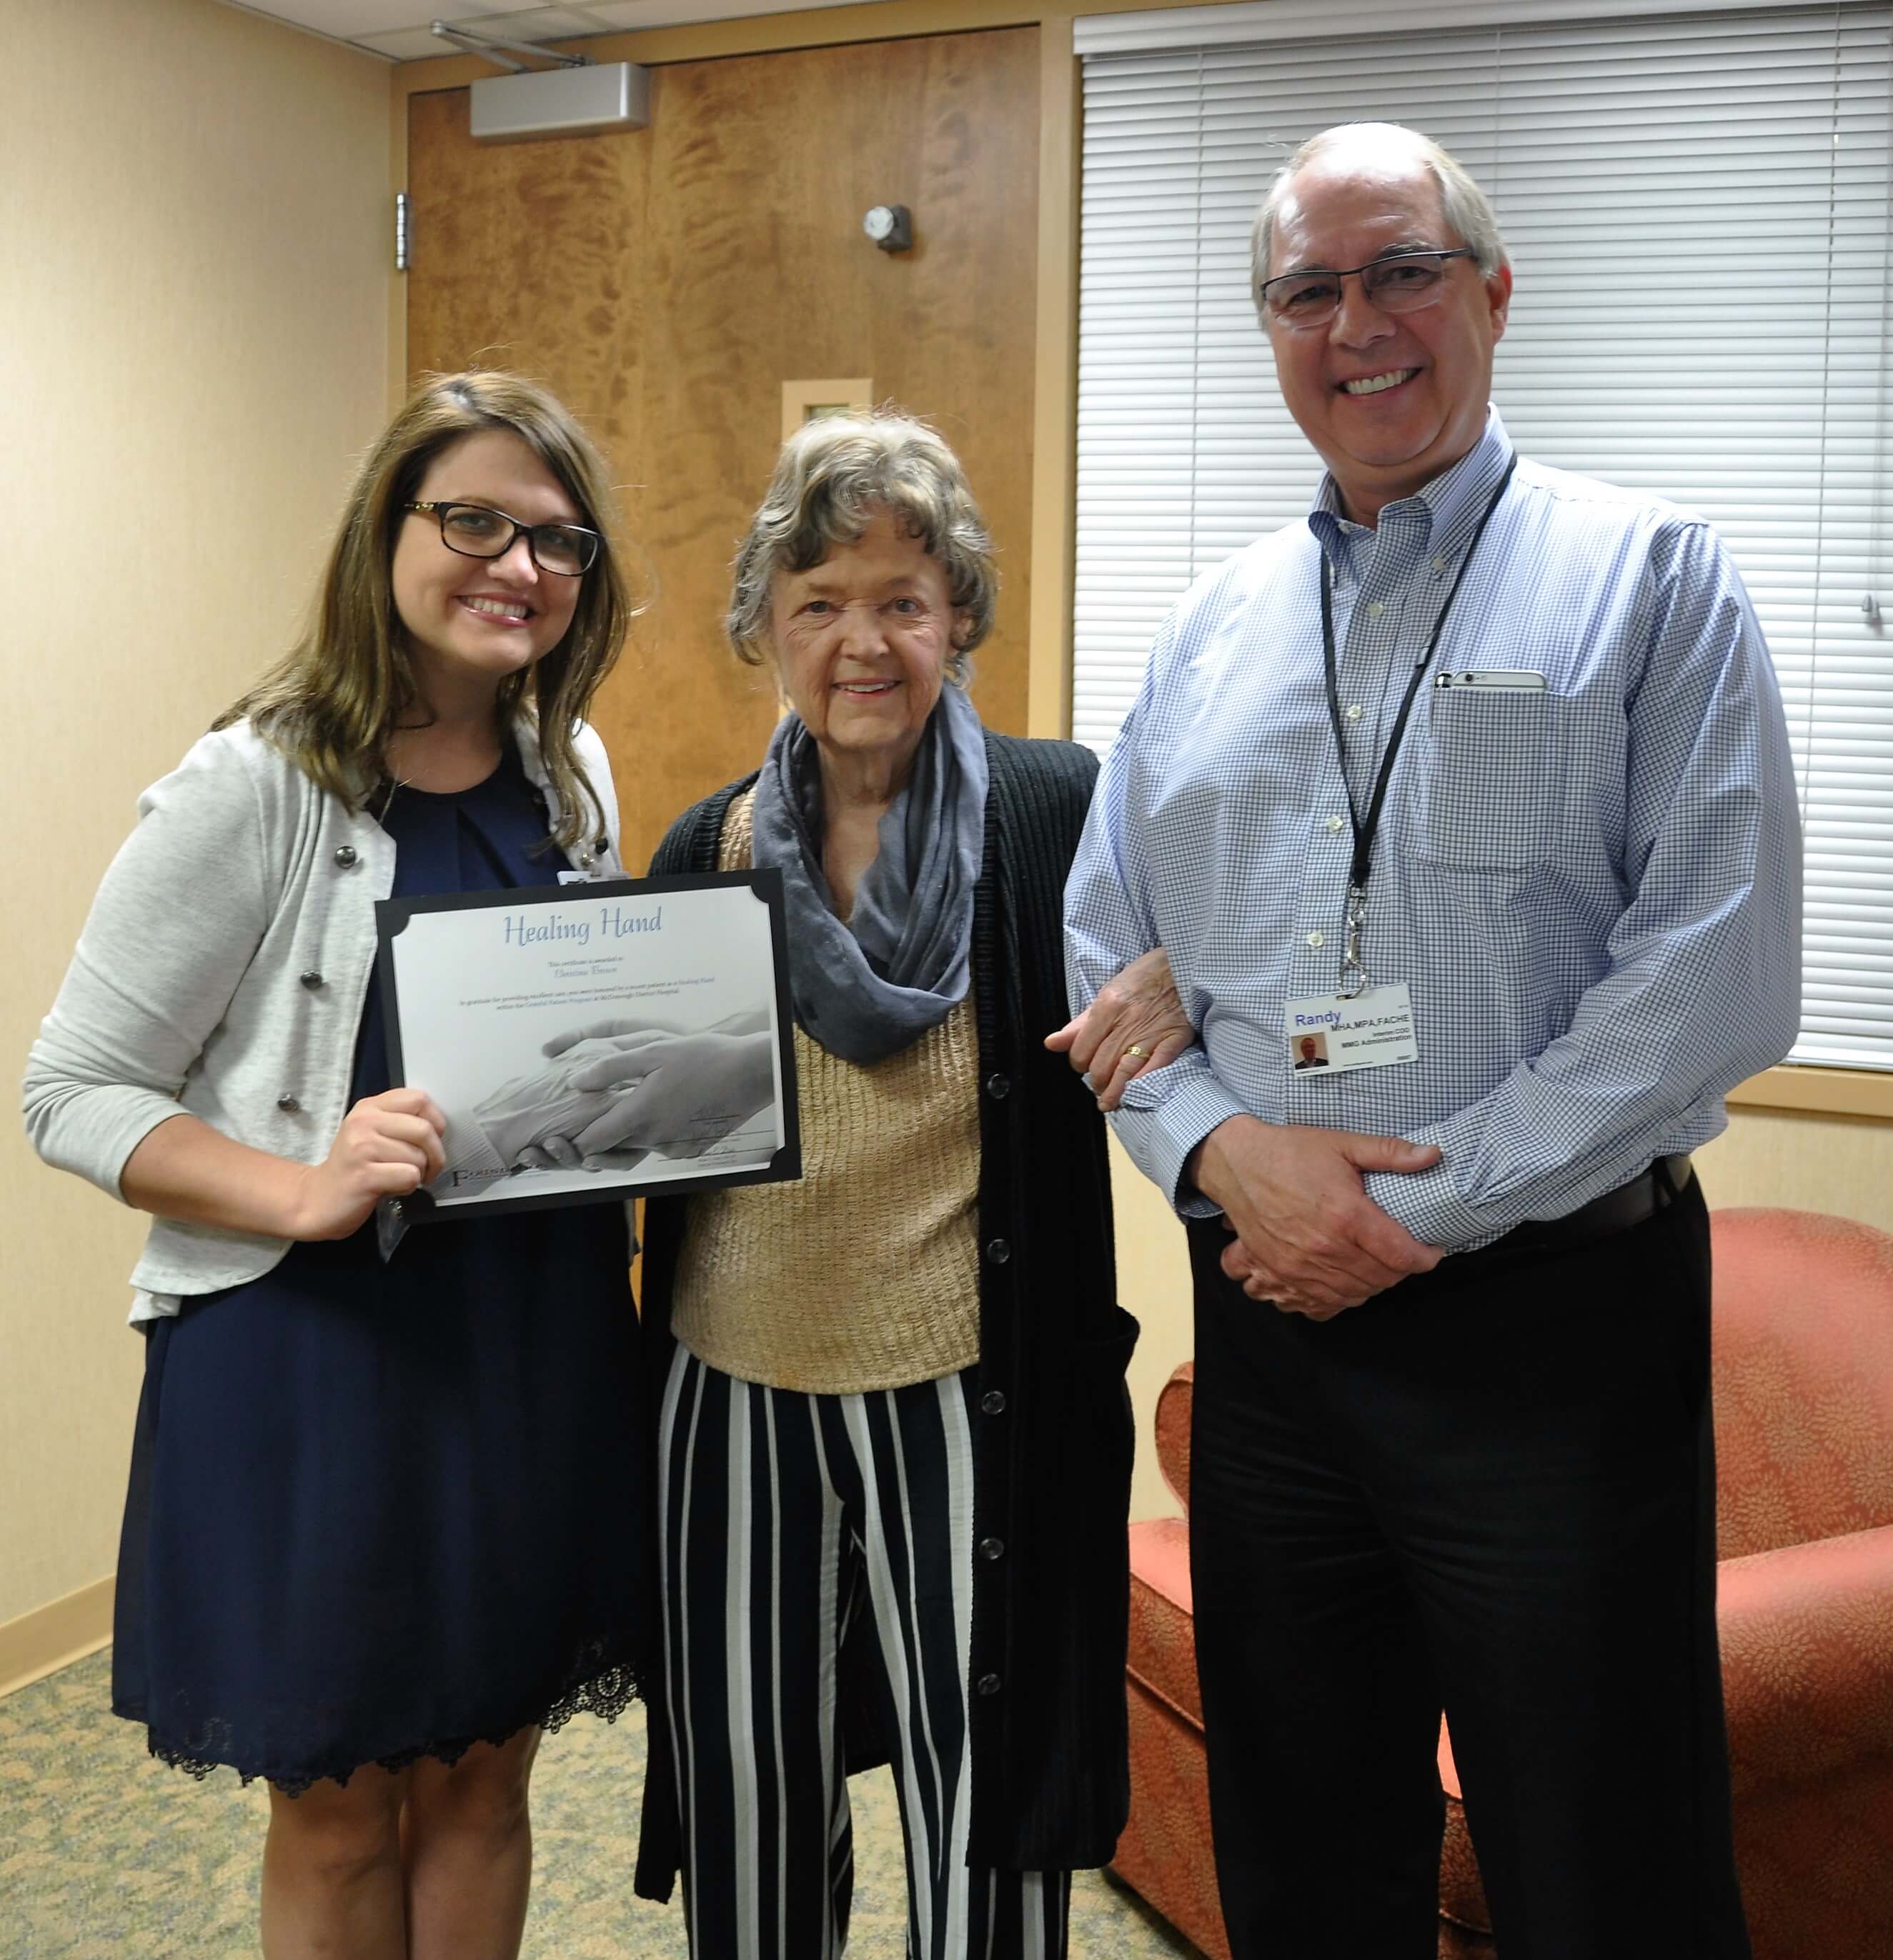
left=1718, top=1523, right=1893, bottom=1795
left=1711, top=1209, right=1893, bottom=1556
left=1127, top=1516, right=1203, bottom=1728
left=1733, top=1763, right=1893, bottom=1959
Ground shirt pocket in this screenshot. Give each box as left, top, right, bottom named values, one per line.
left=1416, top=685, right=1563, bottom=872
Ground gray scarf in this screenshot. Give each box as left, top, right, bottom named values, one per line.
left=751, top=682, right=988, bottom=1064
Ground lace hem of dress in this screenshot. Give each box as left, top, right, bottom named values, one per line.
left=136, top=1642, right=642, bottom=1796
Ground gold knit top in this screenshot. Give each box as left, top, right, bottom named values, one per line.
left=667, top=790, right=983, bottom=1393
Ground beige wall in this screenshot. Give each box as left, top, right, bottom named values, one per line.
left=1117, top=1138, right=1194, bottom=1521
left=0, top=0, right=390, bottom=1640
left=1121, top=1109, right=1893, bottom=1523
left=1697, top=1106, right=1893, bottom=1229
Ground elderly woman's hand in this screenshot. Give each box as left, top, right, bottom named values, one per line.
left=1045, top=947, right=1195, bottom=1112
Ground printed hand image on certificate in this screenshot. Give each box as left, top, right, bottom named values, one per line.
left=375, top=870, right=800, bottom=1227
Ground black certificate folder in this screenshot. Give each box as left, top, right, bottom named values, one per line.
left=374, top=868, right=802, bottom=1230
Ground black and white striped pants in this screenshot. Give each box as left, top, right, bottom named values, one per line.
left=657, top=1344, right=1072, bottom=1960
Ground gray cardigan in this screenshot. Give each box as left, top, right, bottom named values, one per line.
left=23, top=717, right=622, bottom=1319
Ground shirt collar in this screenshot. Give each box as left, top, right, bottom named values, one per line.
left=1308, top=405, right=1514, bottom=573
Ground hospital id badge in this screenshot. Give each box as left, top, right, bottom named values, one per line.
left=1283, top=984, right=1418, bottom=1074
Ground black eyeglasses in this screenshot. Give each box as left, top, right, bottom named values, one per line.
left=403, top=501, right=600, bottom=576
left=1260, top=248, right=1479, bottom=330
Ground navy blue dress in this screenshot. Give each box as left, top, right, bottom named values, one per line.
left=114, top=747, right=646, bottom=1792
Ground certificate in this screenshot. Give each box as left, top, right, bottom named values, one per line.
left=374, top=870, right=800, bottom=1234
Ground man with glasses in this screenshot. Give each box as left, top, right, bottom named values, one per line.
left=1063, top=122, right=1798, bottom=1958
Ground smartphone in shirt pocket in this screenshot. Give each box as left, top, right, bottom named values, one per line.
left=1418, top=669, right=1562, bottom=872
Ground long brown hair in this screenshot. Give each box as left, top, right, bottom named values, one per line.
left=220, top=371, right=634, bottom=850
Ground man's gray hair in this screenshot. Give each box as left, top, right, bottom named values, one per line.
left=727, top=411, right=997, bottom=680
left=1250, top=122, right=1509, bottom=317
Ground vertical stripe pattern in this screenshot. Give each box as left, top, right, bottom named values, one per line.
left=658, top=1343, right=1073, bottom=1959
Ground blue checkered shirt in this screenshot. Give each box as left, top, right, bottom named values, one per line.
left=1064, top=410, right=1803, bottom=1249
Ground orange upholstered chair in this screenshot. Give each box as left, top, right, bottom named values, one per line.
left=1115, top=1208, right=1893, bottom=1960
left=1116, top=1363, right=1225, bottom=1956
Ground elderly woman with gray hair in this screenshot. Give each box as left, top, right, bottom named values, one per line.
left=607, top=412, right=1189, bottom=1959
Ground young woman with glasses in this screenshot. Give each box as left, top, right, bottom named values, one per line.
left=25, top=372, right=647, bottom=1960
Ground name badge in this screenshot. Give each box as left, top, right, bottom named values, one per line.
left=1283, top=983, right=1418, bottom=1074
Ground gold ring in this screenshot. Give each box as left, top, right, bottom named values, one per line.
left=1126, top=1045, right=1148, bottom=1059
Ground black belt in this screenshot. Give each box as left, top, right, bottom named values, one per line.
left=1445, top=1153, right=1694, bottom=1280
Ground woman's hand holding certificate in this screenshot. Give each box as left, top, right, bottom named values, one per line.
left=294, top=1089, right=449, bottom=1238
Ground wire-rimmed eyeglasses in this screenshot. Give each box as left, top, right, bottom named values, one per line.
left=403, top=501, right=601, bottom=576
left=1260, top=248, right=1479, bottom=331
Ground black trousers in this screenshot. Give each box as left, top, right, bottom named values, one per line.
left=1186, top=1178, right=1751, bottom=1960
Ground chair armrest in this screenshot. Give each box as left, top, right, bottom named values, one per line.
left=1155, top=1361, right=1194, bottom=1513
left=1718, top=1524, right=1893, bottom=1796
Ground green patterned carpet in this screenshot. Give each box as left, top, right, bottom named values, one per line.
left=0, top=1650, right=1199, bottom=1958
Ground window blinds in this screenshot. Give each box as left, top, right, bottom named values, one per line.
left=1073, top=4, right=1893, bottom=1072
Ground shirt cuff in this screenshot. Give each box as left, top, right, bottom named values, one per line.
left=1110, top=1071, right=1251, bottom=1220
left=1360, top=1155, right=1508, bottom=1253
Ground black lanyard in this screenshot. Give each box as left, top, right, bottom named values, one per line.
left=1319, top=454, right=1518, bottom=993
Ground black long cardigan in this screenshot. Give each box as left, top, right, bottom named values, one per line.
left=633, top=730, right=1136, bottom=1893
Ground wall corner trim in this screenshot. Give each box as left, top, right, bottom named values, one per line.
left=0, top=1575, right=114, bottom=1701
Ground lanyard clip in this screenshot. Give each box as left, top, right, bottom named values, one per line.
left=1338, top=884, right=1370, bottom=1000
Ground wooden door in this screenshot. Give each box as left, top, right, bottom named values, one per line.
left=406, top=29, right=1040, bottom=869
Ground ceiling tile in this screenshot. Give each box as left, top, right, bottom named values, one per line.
left=222, top=0, right=603, bottom=37
left=223, top=0, right=878, bottom=59
left=584, top=0, right=875, bottom=25
left=352, top=24, right=467, bottom=57
left=579, top=0, right=675, bottom=21
left=223, top=1, right=441, bottom=34
left=452, top=5, right=613, bottom=36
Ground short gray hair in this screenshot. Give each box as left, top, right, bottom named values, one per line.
left=1251, top=123, right=1509, bottom=317
left=726, top=411, right=997, bottom=682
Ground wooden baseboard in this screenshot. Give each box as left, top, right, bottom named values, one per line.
left=0, top=1576, right=114, bottom=1700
